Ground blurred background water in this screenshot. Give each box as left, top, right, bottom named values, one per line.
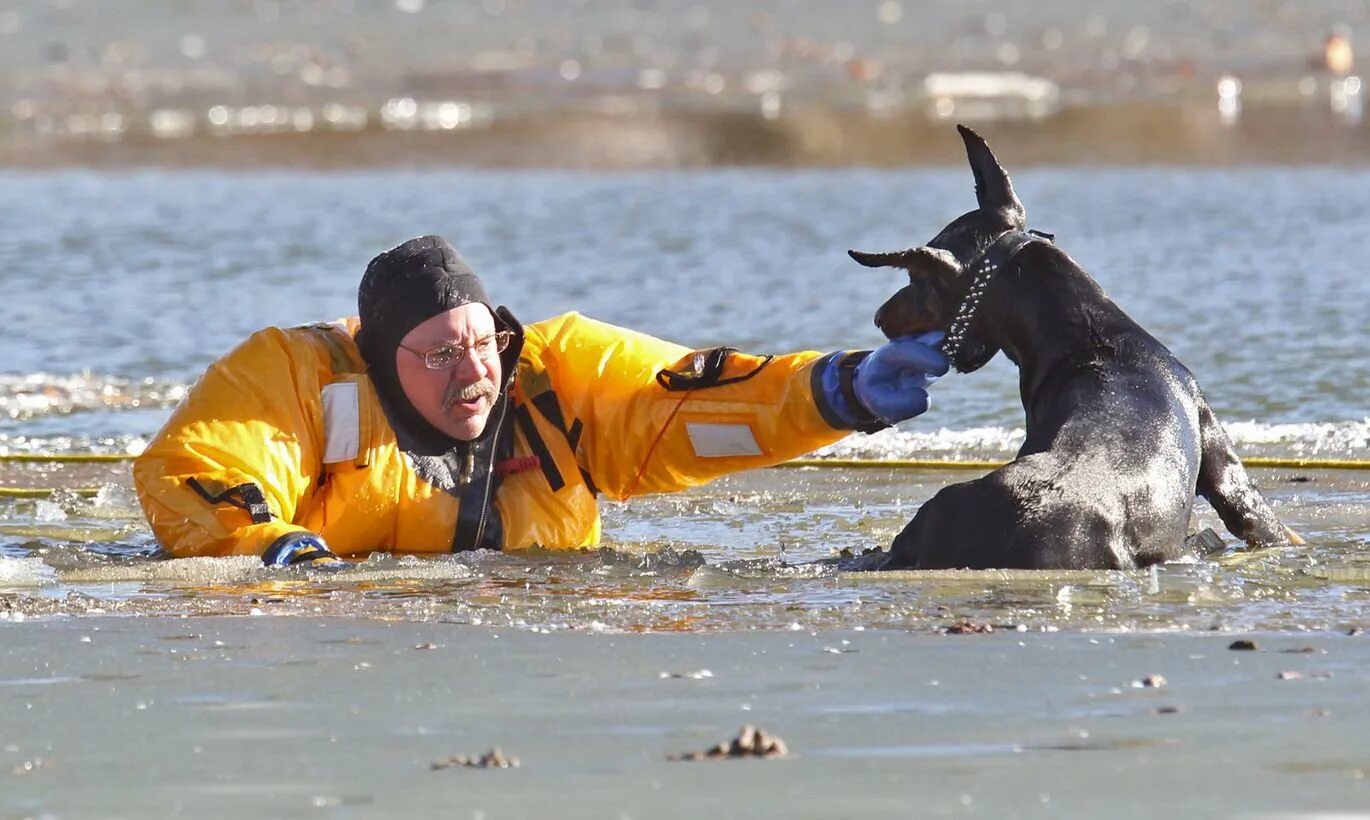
left=2, top=0, right=1368, bottom=165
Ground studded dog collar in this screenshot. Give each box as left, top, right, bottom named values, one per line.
left=942, top=228, right=1055, bottom=371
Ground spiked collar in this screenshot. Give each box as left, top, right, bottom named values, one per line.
left=942, top=228, right=1054, bottom=372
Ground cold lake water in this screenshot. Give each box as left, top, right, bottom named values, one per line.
left=2, top=165, right=1367, bottom=611
left=2, top=165, right=1368, bottom=816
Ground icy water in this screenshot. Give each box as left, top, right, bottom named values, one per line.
left=1, top=165, right=1368, bottom=632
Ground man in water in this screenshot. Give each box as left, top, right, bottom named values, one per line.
left=134, top=235, right=947, bottom=565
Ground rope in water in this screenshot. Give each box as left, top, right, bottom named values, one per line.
left=0, top=454, right=125, bottom=498
left=0, top=453, right=1365, bottom=500
left=2, top=453, right=1367, bottom=469
left=0, top=453, right=128, bottom=498
left=0, top=453, right=134, bottom=463
left=780, top=456, right=1370, bottom=471
left=0, top=487, right=101, bottom=498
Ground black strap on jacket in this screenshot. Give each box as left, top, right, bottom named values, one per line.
left=514, top=388, right=602, bottom=497
left=186, top=478, right=273, bottom=524
left=655, top=347, right=774, bottom=392
left=513, top=403, right=565, bottom=492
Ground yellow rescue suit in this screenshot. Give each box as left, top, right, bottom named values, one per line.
left=134, top=312, right=859, bottom=558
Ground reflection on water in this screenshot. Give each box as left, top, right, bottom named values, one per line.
left=1, top=466, right=1365, bottom=633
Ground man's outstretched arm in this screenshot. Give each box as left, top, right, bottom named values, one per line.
left=527, top=313, right=945, bottom=500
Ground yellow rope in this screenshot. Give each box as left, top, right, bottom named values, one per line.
left=778, top=456, right=1370, bottom=470
left=0, top=453, right=135, bottom=463
left=0, top=454, right=1365, bottom=500
left=1228, top=457, right=1370, bottom=470
left=780, top=458, right=1004, bottom=470
left=0, top=487, right=100, bottom=499
left=1, top=453, right=1367, bottom=470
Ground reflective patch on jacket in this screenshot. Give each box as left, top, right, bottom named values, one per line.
left=685, top=422, right=762, bottom=457
left=321, top=382, right=360, bottom=464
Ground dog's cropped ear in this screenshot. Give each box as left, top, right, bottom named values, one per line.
left=957, top=124, right=1025, bottom=225
left=848, top=246, right=962, bottom=279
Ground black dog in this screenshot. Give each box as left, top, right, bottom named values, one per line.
left=847, top=125, right=1300, bottom=570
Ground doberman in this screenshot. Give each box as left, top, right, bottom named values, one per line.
left=847, top=125, right=1301, bottom=570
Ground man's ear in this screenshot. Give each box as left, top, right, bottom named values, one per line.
left=848, top=246, right=963, bottom=279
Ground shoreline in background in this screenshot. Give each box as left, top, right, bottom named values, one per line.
left=3, top=1, right=1366, bottom=168
left=5, top=97, right=1370, bottom=169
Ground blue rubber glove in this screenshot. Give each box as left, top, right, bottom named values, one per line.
left=817, top=331, right=948, bottom=430
left=853, top=331, right=949, bottom=425
left=261, top=531, right=347, bottom=569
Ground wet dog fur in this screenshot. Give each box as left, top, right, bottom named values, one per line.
left=847, top=125, right=1300, bottom=570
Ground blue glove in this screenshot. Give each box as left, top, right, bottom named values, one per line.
left=818, top=331, right=948, bottom=430
left=261, top=531, right=347, bottom=569
left=854, top=331, right=949, bottom=425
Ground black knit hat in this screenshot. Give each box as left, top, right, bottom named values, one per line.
left=357, top=235, right=490, bottom=360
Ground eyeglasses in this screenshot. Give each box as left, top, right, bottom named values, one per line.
left=398, top=331, right=512, bottom=370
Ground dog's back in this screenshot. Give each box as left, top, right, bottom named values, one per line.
left=1034, top=309, right=1210, bottom=556
left=892, top=302, right=1205, bottom=569
left=851, top=126, right=1297, bottom=570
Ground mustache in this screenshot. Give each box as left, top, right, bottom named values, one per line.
left=442, top=379, right=498, bottom=410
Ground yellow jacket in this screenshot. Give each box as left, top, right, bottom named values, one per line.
left=134, top=312, right=858, bottom=558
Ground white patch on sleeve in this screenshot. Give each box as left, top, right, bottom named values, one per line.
left=685, top=422, right=762, bottom=458
left=321, top=382, right=360, bottom=464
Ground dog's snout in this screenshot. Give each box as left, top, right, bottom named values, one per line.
left=873, top=299, right=903, bottom=341
left=873, top=282, right=947, bottom=341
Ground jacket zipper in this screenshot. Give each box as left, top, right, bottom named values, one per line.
left=470, top=392, right=511, bottom=549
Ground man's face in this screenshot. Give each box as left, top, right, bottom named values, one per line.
left=395, top=303, right=503, bottom=441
